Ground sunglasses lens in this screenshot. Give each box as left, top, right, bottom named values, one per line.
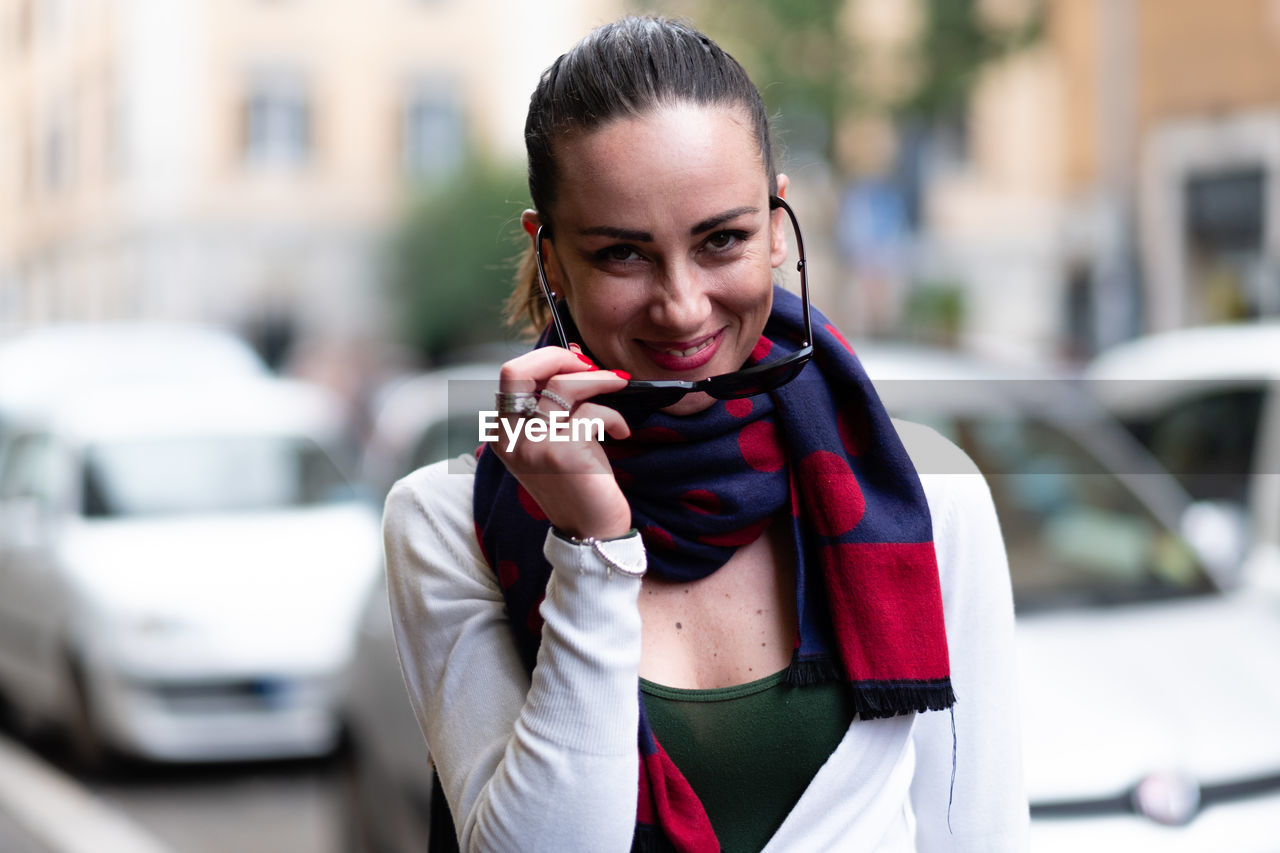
left=592, top=385, right=688, bottom=412
left=590, top=347, right=813, bottom=414
left=713, top=379, right=773, bottom=399
left=705, top=348, right=812, bottom=400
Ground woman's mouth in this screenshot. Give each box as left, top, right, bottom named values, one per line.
left=663, top=339, right=714, bottom=358
left=641, top=332, right=722, bottom=372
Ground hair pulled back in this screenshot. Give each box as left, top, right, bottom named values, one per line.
left=507, top=16, right=778, bottom=334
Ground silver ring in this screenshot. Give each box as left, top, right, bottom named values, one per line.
left=496, top=391, right=539, bottom=418
left=539, top=388, right=572, bottom=410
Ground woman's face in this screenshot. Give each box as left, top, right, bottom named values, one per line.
left=534, top=102, right=789, bottom=416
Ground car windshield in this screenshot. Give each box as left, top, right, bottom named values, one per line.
left=82, top=435, right=355, bottom=517
left=1121, top=386, right=1264, bottom=506
left=918, top=413, right=1215, bottom=612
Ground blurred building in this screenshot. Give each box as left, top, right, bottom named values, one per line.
left=912, top=0, right=1280, bottom=361
left=0, top=0, right=621, bottom=359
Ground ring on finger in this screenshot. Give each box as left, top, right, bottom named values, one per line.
left=539, top=388, right=572, bottom=411
left=496, top=391, right=539, bottom=418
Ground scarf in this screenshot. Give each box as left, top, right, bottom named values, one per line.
left=473, top=286, right=954, bottom=852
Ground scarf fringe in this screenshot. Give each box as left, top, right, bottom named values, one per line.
left=850, top=680, right=956, bottom=720
left=631, top=825, right=674, bottom=853
left=784, top=655, right=844, bottom=687
left=784, top=656, right=956, bottom=720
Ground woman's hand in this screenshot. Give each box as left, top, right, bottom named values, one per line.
left=494, top=344, right=632, bottom=540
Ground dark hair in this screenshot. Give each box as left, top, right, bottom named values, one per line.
left=507, top=16, right=778, bottom=334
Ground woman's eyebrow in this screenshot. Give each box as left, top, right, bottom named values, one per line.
left=690, top=206, right=758, bottom=235
left=578, top=225, right=653, bottom=241
left=577, top=206, right=761, bottom=243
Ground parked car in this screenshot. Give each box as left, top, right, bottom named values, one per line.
left=359, top=363, right=503, bottom=505
left=338, top=364, right=500, bottom=852
left=861, top=345, right=1280, bottom=851
left=1083, top=322, right=1280, bottom=586
left=0, top=322, right=269, bottom=457
left=0, top=375, right=383, bottom=770
left=0, top=322, right=268, bottom=404
left=339, top=570, right=457, bottom=853
left=338, top=349, right=1280, bottom=851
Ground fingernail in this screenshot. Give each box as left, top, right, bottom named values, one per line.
left=612, top=370, right=631, bottom=380
left=577, top=354, right=595, bottom=366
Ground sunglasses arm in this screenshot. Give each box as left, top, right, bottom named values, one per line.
left=534, top=224, right=570, bottom=349
left=770, top=195, right=813, bottom=348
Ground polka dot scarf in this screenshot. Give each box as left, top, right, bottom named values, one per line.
left=474, top=287, right=954, bottom=853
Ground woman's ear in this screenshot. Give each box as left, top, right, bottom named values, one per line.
left=522, top=209, right=568, bottom=298
left=521, top=209, right=540, bottom=239
left=770, top=174, right=790, bottom=268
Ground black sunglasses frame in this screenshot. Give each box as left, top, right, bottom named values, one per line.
left=534, top=195, right=813, bottom=413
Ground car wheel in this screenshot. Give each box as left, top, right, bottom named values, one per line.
left=63, top=657, right=115, bottom=778
left=0, top=684, right=41, bottom=741
left=334, top=732, right=383, bottom=853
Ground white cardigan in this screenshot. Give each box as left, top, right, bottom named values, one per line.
left=384, top=420, right=1030, bottom=851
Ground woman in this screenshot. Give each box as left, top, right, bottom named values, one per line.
left=384, top=15, right=1028, bottom=852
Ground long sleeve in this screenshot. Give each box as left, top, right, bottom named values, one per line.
left=383, top=455, right=645, bottom=852
left=901, top=421, right=1031, bottom=850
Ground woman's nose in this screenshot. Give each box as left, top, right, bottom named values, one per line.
left=649, top=260, right=712, bottom=333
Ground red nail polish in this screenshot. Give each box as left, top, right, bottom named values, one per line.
left=577, top=354, right=595, bottom=366
left=613, top=370, right=631, bottom=380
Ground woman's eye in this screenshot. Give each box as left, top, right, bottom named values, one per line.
left=596, top=245, right=641, bottom=264
left=705, top=230, right=746, bottom=251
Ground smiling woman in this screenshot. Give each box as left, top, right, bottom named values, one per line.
left=525, top=101, right=783, bottom=413
left=383, top=15, right=1029, bottom=853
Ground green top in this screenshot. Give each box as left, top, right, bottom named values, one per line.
left=640, top=669, right=858, bottom=853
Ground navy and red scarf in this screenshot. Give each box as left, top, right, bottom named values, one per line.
left=473, top=287, right=953, bottom=852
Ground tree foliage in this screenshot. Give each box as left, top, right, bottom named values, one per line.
left=902, top=0, right=1042, bottom=121
left=650, top=0, right=1042, bottom=171
left=388, top=165, right=529, bottom=363
left=651, top=0, right=846, bottom=164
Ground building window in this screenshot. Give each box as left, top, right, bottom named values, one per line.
left=42, top=107, right=72, bottom=192
left=1184, top=166, right=1269, bottom=321
left=401, top=84, right=464, bottom=180
left=1185, top=167, right=1265, bottom=252
left=106, top=88, right=127, bottom=179
left=21, top=128, right=34, bottom=200
left=15, top=0, right=33, bottom=55
left=243, top=68, right=310, bottom=168
left=44, top=122, right=65, bottom=190
left=34, top=0, right=67, bottom=43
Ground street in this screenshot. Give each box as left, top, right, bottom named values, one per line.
left=0, top=721, right=349, bottom=853
left=88, top=758, right=345, bottom=853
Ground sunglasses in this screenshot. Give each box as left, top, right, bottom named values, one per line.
left=535, top=195, right=813, bottom=414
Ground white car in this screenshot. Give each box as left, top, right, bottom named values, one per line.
left=340, top=570, right=455, bottom=853
left=861, top=345, right=1280, bottom=851
left=1083, top=322, right=1280, bottom=586
left=0, top=375, right=383, bottom=769
left=0, top=322, right=269, bottom=450
left=0, top=322, right=268, bottom=404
